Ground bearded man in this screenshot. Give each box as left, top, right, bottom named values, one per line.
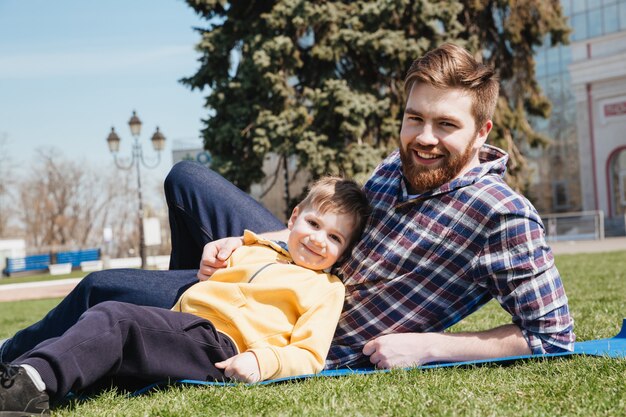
left=1, top=43, right=574, bottom=370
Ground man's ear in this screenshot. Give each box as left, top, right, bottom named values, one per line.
left=474, top=119, right=493, bottom=150
left=287, top=206, right=300, bottom=230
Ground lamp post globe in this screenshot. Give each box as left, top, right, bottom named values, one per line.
left=105, top=111, right=166, bottom=269
left=106, top=127, right=121, bottom=153
left=128, top=110, right=142, bottom=138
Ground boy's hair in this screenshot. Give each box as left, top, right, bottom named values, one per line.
left=297, top=176, right=371, bottom=250
left=404, top=43, right=500, bottom=131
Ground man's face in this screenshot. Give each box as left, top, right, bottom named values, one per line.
left=399, top=82, right=492, bottom=194
left=286, top=206, right=354, bottom=271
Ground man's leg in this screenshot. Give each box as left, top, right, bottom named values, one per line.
left=165, top=160, right=284, bottom=269
left=0, top=269, right=198, bottom=362
left=13, top=301, right=237, bottom=401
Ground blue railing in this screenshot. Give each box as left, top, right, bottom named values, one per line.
left=56, top=249, right=100, bottom=267
left=3, top=248, right=101, bottom=276
left=4, top=254, right=51, bottom=274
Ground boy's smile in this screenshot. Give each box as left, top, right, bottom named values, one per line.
left=286, top=207, right=354, bottom=271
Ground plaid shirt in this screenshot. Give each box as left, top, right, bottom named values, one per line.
left=326, top=145, right=574, bottom=368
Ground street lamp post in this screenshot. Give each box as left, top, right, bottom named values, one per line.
left=106, top=110, right=166, bottom=269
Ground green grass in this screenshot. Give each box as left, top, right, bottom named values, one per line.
left=0, top=270, right=85, bottom=285
left=1, top=251, right=625, bottom=417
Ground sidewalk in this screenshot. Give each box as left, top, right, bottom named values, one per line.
left=550, top=236, right=626, bottom=255
left=1, top=237, right=625, bottom=302
left=0, top=278, right=82, bottom=302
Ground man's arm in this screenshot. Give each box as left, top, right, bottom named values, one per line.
left=363, top=324, right=531, bottom=368
left=197, top=229, right=289, bottom=280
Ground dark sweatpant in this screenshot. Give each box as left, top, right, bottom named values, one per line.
left=14, top=301, right=237, bottom=401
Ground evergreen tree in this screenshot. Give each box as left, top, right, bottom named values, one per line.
left=182, top=0, right=569, bottom=195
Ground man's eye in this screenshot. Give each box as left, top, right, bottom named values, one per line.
left=440, top=121, right=456, bottom=128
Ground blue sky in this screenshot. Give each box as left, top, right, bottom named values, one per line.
left=0, top=0, right=209, bottom=193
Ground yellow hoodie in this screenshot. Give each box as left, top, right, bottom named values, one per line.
left=172, top=230, right=345, bottom=381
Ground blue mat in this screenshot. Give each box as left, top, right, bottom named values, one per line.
left=135, top=318, right=626, bottom=394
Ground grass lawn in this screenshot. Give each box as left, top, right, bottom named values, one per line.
left=1, top=251, right=625, bottom=416
left=0, top=270, right=86, bottom=285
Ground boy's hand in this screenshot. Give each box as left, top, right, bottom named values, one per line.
left=215, top=352, right=261, bottom=383
left=197, top=237, right=244, bottom=281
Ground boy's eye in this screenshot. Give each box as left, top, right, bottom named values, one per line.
left=329, top=234, right=342, bottom=243
left=307, top=219, right=319, bottom=228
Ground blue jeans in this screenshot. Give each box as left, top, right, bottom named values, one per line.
left=0, top=161, right=284, bottom=362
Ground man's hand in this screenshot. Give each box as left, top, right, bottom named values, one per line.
left=363, top=325, right=531, bottom=369
left=363, top=333, right=435, bottom=368
left=215, top=352, right=261, bottom=383
left=197, top=237, right=244, bottom=281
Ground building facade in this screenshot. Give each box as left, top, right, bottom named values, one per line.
left=570, top=31, right=626, bottom=219
left=530, top=0, right=626, bottom=230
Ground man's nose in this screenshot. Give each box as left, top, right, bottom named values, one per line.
left=415, top=124, right=437, bottom=146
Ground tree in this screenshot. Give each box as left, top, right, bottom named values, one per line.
left=457, top=0, right=570, bottom=190
left=0, top=133, right=19, bottom=237
left=182, top=0, right=569, bottom=195
left=16, top=149, right=139, bottom=254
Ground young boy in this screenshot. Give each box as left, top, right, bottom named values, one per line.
left=0, top=176, right=370, bottom=416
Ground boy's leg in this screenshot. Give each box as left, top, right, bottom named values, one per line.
left=165, top=161, right=285, bottom=269
left=1, top=269, right=198, bottom=363
left=2, top=162, right=282, bottom=362
left=14, top=301, right=237, bottom=401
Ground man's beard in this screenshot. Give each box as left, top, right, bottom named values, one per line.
left=399, top=139, right=476, bottom=194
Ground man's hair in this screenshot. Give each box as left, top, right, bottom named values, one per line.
left=404, top=43, right=500, bottom=130
left=297, top=176, right=371, bottom=249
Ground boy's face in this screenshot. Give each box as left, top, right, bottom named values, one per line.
left=399, top=82, right=492, bottom=194
left=286, top=206, right=354, bottom=271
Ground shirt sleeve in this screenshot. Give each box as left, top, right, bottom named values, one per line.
left=248, top=280, right=345, bottom=380
left=476, top=212, right=575, bottom=354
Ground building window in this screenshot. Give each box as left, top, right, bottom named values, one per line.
left=588, top=8, right=603, bottom=37
left=604, top=4, right=620, bottom=32
left=620, top=1, right=626, bottom=30
left=552, top=180, right=570, bottom=210
left=610, top=149, right=626, bottom=217
left=572, top=0, right=586, bottom=14
left=567, top=0, right=626, bottom=40
left=571, top=12, right=588, bottom=41
left=619, top=170, right=626, bottom=206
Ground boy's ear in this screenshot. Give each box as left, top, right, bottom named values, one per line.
left=287, top=206, right=300, bottom=230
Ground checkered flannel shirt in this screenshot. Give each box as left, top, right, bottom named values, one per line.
left=326, top=145, right=575, bottom=368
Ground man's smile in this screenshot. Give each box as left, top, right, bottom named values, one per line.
left=416, top=151, right=443, bottom=160
left=412, top=149, right=445, bottom=165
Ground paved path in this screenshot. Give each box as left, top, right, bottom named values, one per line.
left=1, top=237, right=625, bottom=302
left=550, top=236, right=626, bottom=255
left=0, top=278, right=82, bottom=302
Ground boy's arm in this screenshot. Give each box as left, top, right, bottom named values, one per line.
left=197, top=229, right=289, bottom=281
left=215, top=352, right=261, bottom=383
left=248, top=281, right=345, bottom=380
